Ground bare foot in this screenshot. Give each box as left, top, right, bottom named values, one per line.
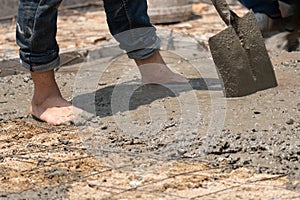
left=30, top=97, right=73, bottom=126
left=135, top=50, right=189, bottom=85
left=30, top=70, right=74, bottom=125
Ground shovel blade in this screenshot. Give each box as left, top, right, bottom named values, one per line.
left=209, top=27, right=257, bottom=97
left=236, top=11, right=278, bottom=91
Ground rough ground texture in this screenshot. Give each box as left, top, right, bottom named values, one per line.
left=0, top=2, right=300, bottom=199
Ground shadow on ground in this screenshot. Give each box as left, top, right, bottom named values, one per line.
left=73, top=78, right=222, bottom=118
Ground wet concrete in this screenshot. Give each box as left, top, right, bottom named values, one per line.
left=1, top=3, right=299, bottom=198
left=0, top=49, right=299, bottom=186
left=1, top=186, right=69, bottom=200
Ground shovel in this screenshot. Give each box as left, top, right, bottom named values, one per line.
left=208, top=0, right=278, bottom=97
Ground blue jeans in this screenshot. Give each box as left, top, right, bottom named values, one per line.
left=239, top=0, right=293, bottom=18
left=16, top=0, right=160, bottom=72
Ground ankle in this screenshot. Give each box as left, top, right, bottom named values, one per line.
left=32, top=84, right=63, bottom=106
left=135, top=50, right=165, bottom=66
left=30, top=70, right=63, bottom=106
left=32, top=93, right=60, bottom=107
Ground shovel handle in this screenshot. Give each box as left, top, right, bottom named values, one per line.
left=211, top=0, right=231, bottom=26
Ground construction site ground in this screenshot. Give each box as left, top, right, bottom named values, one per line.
left=0, top=2, right=300, bottom=199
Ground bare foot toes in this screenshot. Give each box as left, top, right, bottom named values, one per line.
left=30, top=97, right=74, bottom=126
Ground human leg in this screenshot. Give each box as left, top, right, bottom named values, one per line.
left=238, top=0, right=292, bottom=34
left=103, top=0, right=188, bottom=84
left=239, top=0, right=281, bottom=18
left=30, top=70, right=73, bottom=125
left=17, top=0, right=73, bottom=125
left=240, top=0, right=299, bottom=34
left=17, top=0, right=62, bottom=71
left=135, top=50, right=188, bottom=84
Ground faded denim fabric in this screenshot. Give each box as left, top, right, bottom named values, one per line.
left=239, top=0, right=293, bottom=18
left=16, top=0, right=160, bottom=72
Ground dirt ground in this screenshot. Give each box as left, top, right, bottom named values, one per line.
left=0, top=2, right=300, bottom=200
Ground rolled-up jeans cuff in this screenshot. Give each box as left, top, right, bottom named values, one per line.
left=20, top=56, right=60, bottom=72
left=114, top=27, right=161, bottom=60
left=127, top=36, right=161, bottom=60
